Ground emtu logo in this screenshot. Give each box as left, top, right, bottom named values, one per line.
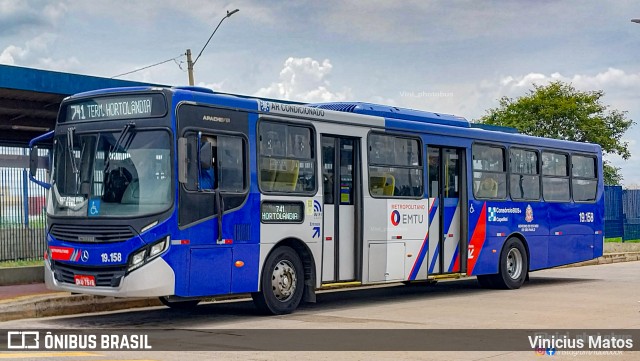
left=390, top=210, right=401, bottom=226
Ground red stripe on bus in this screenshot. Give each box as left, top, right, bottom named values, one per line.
left=467, top=203, right=487, bottom=276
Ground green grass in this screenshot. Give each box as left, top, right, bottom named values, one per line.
left=605, top=237, right=640, bottom=243
left=605, top=237, right=622, bottom=243
left=0, top=259, right=43, bottom=268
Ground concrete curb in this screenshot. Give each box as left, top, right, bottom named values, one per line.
left=0, top=252, right=638, bottom=322
left=0, top=293, right=162, bottom=322
left=0, top=266, right=44, bottom=285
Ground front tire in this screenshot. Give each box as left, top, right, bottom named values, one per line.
left=252, top=246, right=304, bottom=315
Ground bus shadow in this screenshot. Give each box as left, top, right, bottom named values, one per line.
left=47, top=275, right=598, bottom=329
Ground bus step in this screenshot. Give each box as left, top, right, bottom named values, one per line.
left=320, top=281, right=362, bottom=289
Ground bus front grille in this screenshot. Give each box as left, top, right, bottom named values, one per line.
left=50, top=224, right=136, bottom=243
left=52, top=261, right=126, bottom=287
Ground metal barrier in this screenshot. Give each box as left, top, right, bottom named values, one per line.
left=623, top=188, right=640, bottom=241
left=604, top=186, right=624, bottom=238
left=604, top=185, right=640, bottom=241
left=0, top=146, right=48, bottom=262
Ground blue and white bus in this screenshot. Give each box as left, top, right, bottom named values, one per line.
left=29, top=86, right=604, bottom=314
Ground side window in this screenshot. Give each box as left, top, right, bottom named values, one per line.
left=572, top=155, right=597, bottom=202
left=368, top=133, right=423, bottom=198
left=184, top=132, right=247, bottom=194
left=472, top=144, right=506, bottom=199
left=258, top=121, right=316, bottom=194
left=510, top=148, right=540, bottom=200
left=542, top=151, right=570, bottom=202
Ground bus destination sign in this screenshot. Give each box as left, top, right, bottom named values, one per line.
left=261, top=201, right=304, bottom=223
left=64, top=94, right=166, bottom=122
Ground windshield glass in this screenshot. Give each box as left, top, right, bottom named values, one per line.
left=48, top=129, right=172, bottom=217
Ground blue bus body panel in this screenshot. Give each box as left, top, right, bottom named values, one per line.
left=167, top=91, right=261, bottom=297
left=384, top=116, right=604, bottom=277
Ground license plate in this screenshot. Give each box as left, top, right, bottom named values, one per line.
left=74, top=275, right=96, bottom=287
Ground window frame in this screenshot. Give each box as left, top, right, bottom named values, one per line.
left=181, top=129, right=250, bottom=195
left=508, top=147, right=541, bottom=201
left=257, top=118, right=318, bottom=196
left=472, top=143, right=508, bottom=200
left=571, top=153, right=598, bottom=204
left=367, top=131, right=424, bottom=199
left=541, top=150, right=571, bottom=203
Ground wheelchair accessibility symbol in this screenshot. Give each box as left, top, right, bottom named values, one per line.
left=89, top=199, right=101, bottom=216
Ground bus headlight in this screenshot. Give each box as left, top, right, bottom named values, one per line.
left=149, top=237, right=169, bottom=258
left=128, top=236, right=170, bottom=272
left=130, top=249, right=147, bottom=271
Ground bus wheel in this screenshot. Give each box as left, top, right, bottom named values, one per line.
left=252, top=246, right=304, bottom=315
left=494, top=237, right=528, bottom=289
left=159, top=296, right=200, bottom=309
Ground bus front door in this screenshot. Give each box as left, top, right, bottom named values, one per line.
left=321, top=136, right=359, bottom=283
left=427, top=146, right=465, bottom=275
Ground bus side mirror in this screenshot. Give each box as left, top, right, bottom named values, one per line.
left=29, top=146, right=39, bottom=178
left=29, top=130, right=54, bottom=189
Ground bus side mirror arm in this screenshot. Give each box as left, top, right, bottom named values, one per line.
left=29, top=130, right=54, bottom=189
left=178, top=137, right=188, bottom=184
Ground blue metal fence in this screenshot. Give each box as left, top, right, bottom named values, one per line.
left=604, top=185, right=640, bottom=241
left=604, top=186, right=624, bottom=238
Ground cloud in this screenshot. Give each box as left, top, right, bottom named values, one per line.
left=0, top=45, right=25, bottom=64
left=0, top=33, right=81, bottom=72
left=0, top=33, right=54, bottom=65
left=0, top=1, right=67, bottom=35
left=254, top=57, right=351, bottom=103
left=499, top=68, right=640, bottom=95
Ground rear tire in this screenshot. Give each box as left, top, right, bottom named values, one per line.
left=252, top=246, right=304, bottom=315
left=493, top=237, right=528, bottom=289
left=159, top=296, right=200, bottom=309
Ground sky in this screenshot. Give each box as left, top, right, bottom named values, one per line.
left=2, top=0, right=640, bottom=186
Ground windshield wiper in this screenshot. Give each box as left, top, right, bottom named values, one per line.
left=104, top=122, right=136, bottom=173
left=67, top=127, right=79, bottom=176
left=66, top=127, right=87, bottom=197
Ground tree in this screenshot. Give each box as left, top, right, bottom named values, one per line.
left=477, top=81, right=634, bottom=185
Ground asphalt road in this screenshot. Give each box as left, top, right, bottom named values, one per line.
left=1, top=261, right=638, bottom=360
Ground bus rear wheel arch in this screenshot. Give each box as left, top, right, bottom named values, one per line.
left=252, top=245, right=305, bottom=315
left=477, top=236, right=529, bottom=290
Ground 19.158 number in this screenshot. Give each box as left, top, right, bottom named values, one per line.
left=101, top=252, right=122, bottom=263
left=579, top=212, right=594, bottom=223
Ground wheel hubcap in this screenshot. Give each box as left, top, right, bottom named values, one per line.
left=506, top=248, right=523, bottom=280
left=271, top=260, right=297, bottom=302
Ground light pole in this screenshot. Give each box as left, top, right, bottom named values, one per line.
left=187, top=9, right=239, bottom=85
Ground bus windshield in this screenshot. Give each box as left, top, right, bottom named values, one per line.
left=48, top=129, right=172, bottom=218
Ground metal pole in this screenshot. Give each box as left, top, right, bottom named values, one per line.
left=186, top=49, right=194, bottom=86
left=188, top=9, right=239, bottom=85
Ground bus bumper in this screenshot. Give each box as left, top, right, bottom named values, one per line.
left=44, top=257, right=175, bottom=298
